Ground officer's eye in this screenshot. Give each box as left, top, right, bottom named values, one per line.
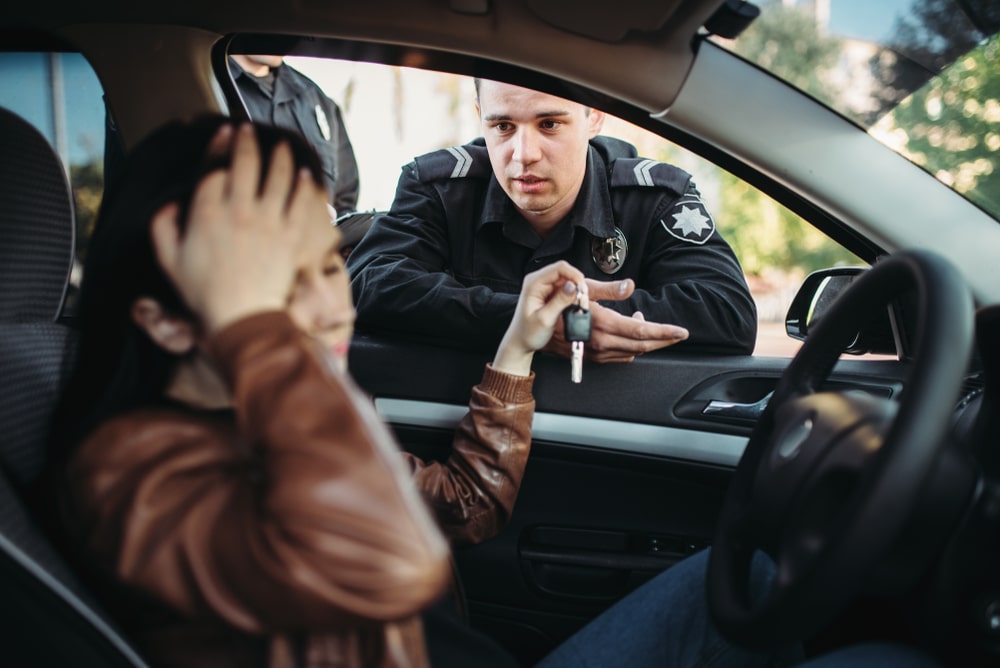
left=540, top=119, right=561, bottom=130
left=493, top=122, right=513, bottom=133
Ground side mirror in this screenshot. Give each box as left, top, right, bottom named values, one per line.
left=785, top=266, right=899, bottom=356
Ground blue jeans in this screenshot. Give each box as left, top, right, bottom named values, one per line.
left=536, top=549, right=940, bottom=668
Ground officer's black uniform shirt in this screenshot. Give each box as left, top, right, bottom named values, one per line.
left=229, top=58, right=360, bottom=215
left=347, top=136, right=757, bottom=354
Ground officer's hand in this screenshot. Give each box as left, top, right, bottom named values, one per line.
left=544, top=277, right=689, bottom=363
left=586, top=305, right=688, bottom=362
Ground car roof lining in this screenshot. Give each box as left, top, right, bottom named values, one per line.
left=523, top=0, right=705, bottom=42
left=5, top=0, right=728, bottom=122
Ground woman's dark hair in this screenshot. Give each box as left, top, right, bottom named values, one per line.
left=49, top=115, right=324, bottom=459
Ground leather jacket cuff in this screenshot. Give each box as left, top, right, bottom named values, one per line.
left=481, top=364, right=534, bottom=404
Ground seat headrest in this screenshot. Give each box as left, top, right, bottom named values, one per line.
left=0, top=107, right=76, bottom=323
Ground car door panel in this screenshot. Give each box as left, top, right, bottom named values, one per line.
left=348, top=334, right=909, bottom=660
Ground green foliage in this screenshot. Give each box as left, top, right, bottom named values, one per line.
left=729, top=2, right=845, bottom=104
left=715, top=171, right=861, bottom=276
left=879, top=35, right=1000, bottom=215
left=69, top=160, right=103, bottom=261
left=705, top=2, right=862, bottom=276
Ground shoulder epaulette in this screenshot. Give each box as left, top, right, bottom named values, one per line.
left=592, top=136, right=638, bottom=162
left=413, top=142, right=492, bottom=183
left=610, top=158, right=691, bottom=195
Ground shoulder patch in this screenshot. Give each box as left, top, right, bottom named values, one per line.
left=660, top=194, right=716, bottom=245
left=610, top=158, right=691, bottom=195
left=414, top=144, right=492, bottom=183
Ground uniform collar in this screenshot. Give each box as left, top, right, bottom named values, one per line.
left=479, top=140, right=617, bottom=248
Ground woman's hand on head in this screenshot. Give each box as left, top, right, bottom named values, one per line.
left=493, top=261, right=587, bottom=377
left=150, top=123, right=322, bottom=334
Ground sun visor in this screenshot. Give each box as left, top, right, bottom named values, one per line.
left=524, top=0, right=728, bottom=42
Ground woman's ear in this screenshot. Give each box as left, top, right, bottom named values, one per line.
left=130, top=297, right=197, bottom=355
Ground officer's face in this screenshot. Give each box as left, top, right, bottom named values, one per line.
left=476, top=81, right=604, bottom=234
left=246, top=54, right=285, bottom=69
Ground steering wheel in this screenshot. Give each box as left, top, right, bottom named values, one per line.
left=707, top=249, right=975, bottom=648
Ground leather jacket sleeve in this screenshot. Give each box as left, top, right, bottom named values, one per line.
left=65, top=312, right=451, bottom=634
left=402, top=364, right=535, bottom=546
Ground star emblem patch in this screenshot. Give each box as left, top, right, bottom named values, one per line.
left=591, top=227, right=628, bottom=274
left=661, top=195, right=716, bottom=245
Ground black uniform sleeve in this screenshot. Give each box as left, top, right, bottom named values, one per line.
left=329, top=102, right=360, bottom=216
left=605, top=185, right=757, bottom=354
left=347, top=165, right=518, bottom=350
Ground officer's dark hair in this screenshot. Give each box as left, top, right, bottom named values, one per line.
left=48, top=114, right=324, bottom=461
left=473, top=77, right=592, bottom=116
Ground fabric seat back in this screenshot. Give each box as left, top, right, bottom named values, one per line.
left=0, top=106, right=148, bottom=667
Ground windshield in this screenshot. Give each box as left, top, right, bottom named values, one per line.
left=711, top=0, right=1000, bottom=222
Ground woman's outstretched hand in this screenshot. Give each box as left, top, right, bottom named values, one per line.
left=493, top=260, right=588, bottom=377
left=149, top=123, right=322, bottom=334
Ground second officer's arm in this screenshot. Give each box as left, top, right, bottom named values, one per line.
left=347, top=163, right=517, bottom=350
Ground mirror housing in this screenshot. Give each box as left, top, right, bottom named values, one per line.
left=785, top=266, right=900, bottom=356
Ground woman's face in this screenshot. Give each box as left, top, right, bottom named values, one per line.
left=285, top=181, right=357, bottom=372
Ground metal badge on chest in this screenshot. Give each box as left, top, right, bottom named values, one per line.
left=591, top=227, right=628, bottom=274
left=314, top=104, right=332, bottom=141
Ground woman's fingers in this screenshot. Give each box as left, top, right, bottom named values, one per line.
left=149, top=202, right=181, bottom=276
left=205, top=123, right=234, bottom=160
left=524, top=261, right=583, bottom=299
left=512, top=261, right=586, bottom=348
left=533, top=275, right=582, bottom=327
left=227, top=123, right=262, bottom=202
left=260, top=140, right=296, bottom=213
left=185, top=169, right=227, bottom=232
left=286, top=168, right=318, bottom=226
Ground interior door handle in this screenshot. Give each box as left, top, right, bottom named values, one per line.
left=702, top=391, right=773, bottom=420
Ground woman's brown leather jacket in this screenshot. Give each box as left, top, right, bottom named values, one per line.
left=62, top=312, right=535, bottom=668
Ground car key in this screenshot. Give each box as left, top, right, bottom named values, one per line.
left=562, top=291, right=591, bottom=384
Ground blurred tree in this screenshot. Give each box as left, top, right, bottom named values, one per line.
left=711, top=2, right=861, bottom=276
left=876, top=34, right=1000, bottom=214
left=715, top=170, right=860, bottom=276
left=70, top=160, right=103, bottom=262
left=867, top=1, right=1000, bottom=215
left=868, top=0, right=999, bottom=123
left=729, top=1, right=845, bottom=104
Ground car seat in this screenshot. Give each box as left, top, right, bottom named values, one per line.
left=0, top=106, right=149, bottom=667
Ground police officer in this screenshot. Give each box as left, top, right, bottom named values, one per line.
left=348, top=79, right=757, bottom=361
left=229, top=55, right=360, bottom=216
